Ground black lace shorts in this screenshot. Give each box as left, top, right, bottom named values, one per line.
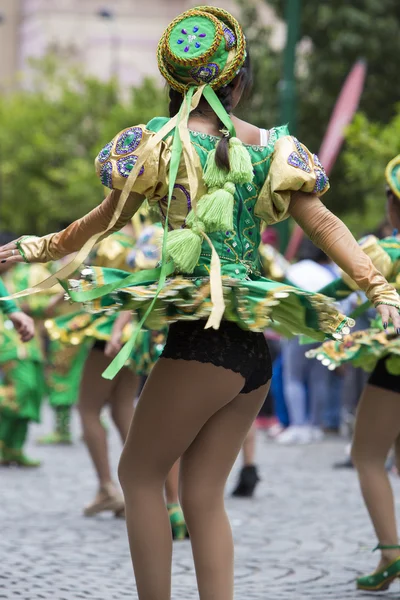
left=161, top=320, right=272, bottom=394
left=368, top=358, right=400, bottom=393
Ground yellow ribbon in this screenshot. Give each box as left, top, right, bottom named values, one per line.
left=178, top=87, right=225, bottom=330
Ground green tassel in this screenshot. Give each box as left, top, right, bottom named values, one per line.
left=228, top=137, right=254, bottom=184
left=194, top=182, right=235, bottom=233
left=203, top=149, right=228, bottom=188
left=166, top=223, right=204, bottom=273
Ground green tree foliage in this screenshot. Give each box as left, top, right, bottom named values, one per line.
left=242, top=0, right=400, bottom=227
left=0, top=54, right=167, bottom=235
left=234, top=0, right=282, bottom=128
left=343, top=110, right=400, bottom=235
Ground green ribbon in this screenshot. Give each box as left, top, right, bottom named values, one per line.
left=101, top=88, right=195, bottom=379
left=203, top=85, right=236, bottom=137
left=62, top=262, right=175, bottom=303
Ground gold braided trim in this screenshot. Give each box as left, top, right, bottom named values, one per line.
left=385, top=155, right=400, bottom=200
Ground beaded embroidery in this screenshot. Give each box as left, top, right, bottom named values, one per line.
left=223, top=26, right=236, bottom=50
left=115, top=127, right=143, bottom=155
left=287, top=152, right=311, bottom=173
left=97, top=141, right=113, bottom=164
left=314, top=169, right=329, bottom=193
left=292, top=137, right=310, bottom=167
left=100, top=161, right=113, bottom=188
left=313, top=154, right=324, bottom=170
left=312, top=154, right=328, bottom=192
left=190, top=63, right=220, bottom=84
left=117, top=156, right=145, bottom=178
left=177, top=25, right=207, bottom=53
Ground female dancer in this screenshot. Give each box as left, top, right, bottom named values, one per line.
left=308, top=155, right=400, bottom=592
left=1, top=7, right=400, bottom=598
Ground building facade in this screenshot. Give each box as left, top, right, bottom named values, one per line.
left=0, top=0, right=283, bottom=90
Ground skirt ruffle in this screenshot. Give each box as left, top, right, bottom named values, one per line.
left=306, top=328, right=400, bottom=375
left=44, top=311, right=165, bottom=376
left=67, top=266, right=355, bottom=342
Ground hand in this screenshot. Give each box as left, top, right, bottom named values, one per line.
left=376, top=304, right=400, bottom=333
left=0, top=241, right=24, bottom=264
left=105, top=334, right=123, bottom=359
left=9, top=311, right=35, bottom=342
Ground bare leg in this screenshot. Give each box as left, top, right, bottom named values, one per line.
left=119, top=358, right=266, bottom=600
left=180, top=383, right=269, bottom=599
left=241, top=423, right=256, bottom=466
left=110, top=368, right=139, bottom=443
left=165, top=460, right=180, bottom=505
left=351, top=383, right=400, bottom=569
left=78, top=349, right=114, bottom=487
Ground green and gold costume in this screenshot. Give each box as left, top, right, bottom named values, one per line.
left=45, top=227, right=165, bottom=376
left=74, top=120, right=351, bottom=348
left=307, top=235, right=400, bottom=373
left=0, top=265, right=46, bottom=465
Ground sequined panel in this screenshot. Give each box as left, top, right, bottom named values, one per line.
left=190, top=63, right=220, bottom=84
left=313, top=153, right=324, bottom=170
left=314, top=169, right=329, bottom=193
left=115, top=127, right=143, bottom=155
left=117, top=155, right=145, bottom=178
left=97, top=141, right=113, bottom=164
left=100, top=161, right=113, bottom=188
left=287, top=152, right=311, bottom=173
left=223, top=26, right=236, bottom=50
left=292, top=137, right=310, bottom=166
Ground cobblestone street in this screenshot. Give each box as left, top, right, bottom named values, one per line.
left=1, top=408, right=400, bottom=600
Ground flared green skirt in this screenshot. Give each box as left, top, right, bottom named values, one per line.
left=67, top=266, right=355, bottom=342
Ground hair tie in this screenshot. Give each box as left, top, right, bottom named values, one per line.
left=219, top=128, right=230, bottom=138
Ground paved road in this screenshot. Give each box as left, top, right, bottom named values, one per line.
left=1, top=409, right=400, bottom=599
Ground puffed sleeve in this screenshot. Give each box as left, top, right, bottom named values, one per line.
left=255, top=136, right=330, bottom=224
left=16, top=126, right=170, bottom=263
left=95, top=125, right=169, bottom=205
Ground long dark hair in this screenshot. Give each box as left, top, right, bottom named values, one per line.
left=168, top=51, right=253, bottom=172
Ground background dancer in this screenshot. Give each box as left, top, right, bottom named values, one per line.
left=308, top=156, right=400, bottom=592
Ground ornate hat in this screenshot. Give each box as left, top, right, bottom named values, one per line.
left=385, top=155, right=400, bottom=199
left=157, top=5, right=246, bottom=93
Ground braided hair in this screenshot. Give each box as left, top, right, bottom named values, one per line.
left=168, top=51, right=253, bottom=172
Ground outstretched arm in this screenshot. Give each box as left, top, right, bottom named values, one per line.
left=0, top=190, right=144, bottom=264
left=289, top=192, right=400, bottom=329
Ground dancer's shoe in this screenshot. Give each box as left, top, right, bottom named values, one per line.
left=167, top=503, right=188, bottom=540
left=231, top=465, right=260, bottom=498
left=1, top=447, right=41, bottom=467
left=357, top=544, right=400, bottom=591
left=83, top=483, right=124, bottom=517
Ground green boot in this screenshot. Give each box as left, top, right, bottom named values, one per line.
left=2, top=447, right=41, bottom=468
left=167, top=503, right=188, bottom=541
left=357, top=544, right=400, bottom=591
left=37, top=406, right=72, bottom=445
left=1, top=418, right=41, bottom=467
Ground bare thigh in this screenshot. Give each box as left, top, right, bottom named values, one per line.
left=180, top=382, right=270, bottom=502
left=352, top=384, right=400, bottom=464
left=119, top=358, right=246, bottom=485
left=78, top=348, right=114, bottom=412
